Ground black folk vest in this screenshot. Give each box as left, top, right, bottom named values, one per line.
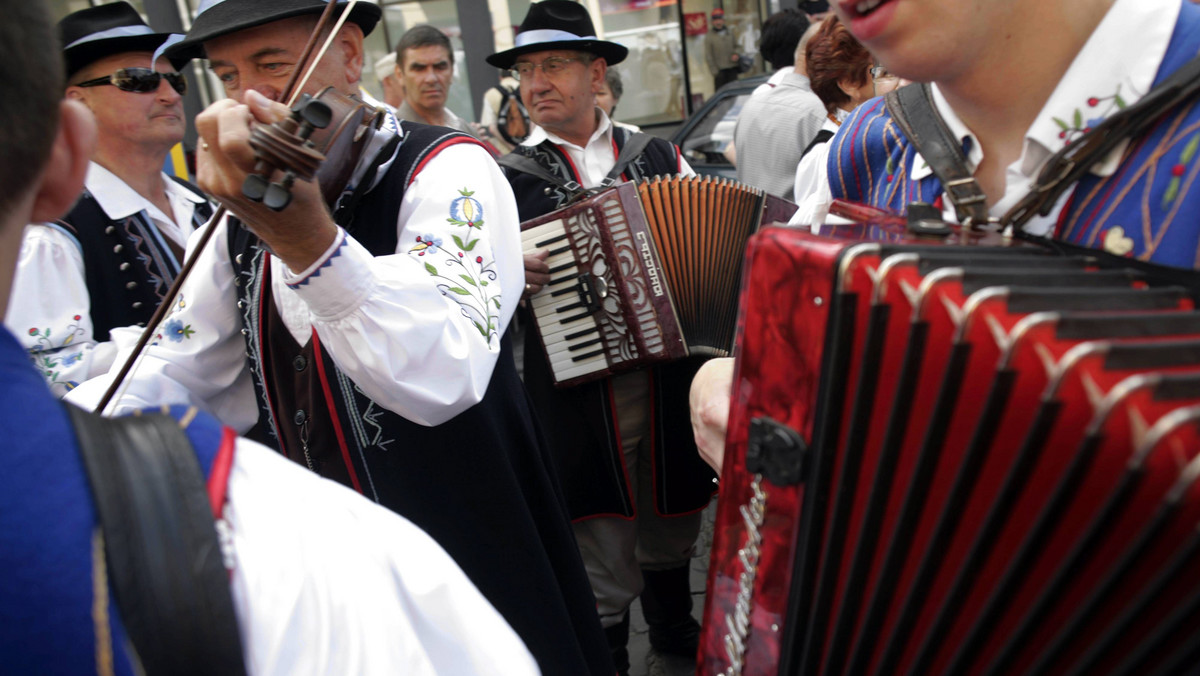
left=59, top=177, right=212, bottom=341
left=227, top=122, right=616, bottom=675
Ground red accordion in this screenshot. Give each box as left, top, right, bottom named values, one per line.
left=700, top=206, right=1200, bottom=676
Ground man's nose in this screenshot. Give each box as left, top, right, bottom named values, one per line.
left=156, top=76, right=182, bottom=102
left=240, top=82, right=281, bottom=103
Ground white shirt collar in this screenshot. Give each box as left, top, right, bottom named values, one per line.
left=522, top=107, right=614, bottom=152
left=911, top=0, right=1178, bottom=184
left=84, top=161, right=204, bottom=222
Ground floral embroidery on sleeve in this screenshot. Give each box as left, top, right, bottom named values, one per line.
left=149, top=294, right=195, bottom=346
left=409, top=187, right=502, bottom=344
left=27, top=315, right=86, bottom=391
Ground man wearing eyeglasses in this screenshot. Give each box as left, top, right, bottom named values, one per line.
left=4, top=2, right=211, bottom=398
left=488, top=3, right=715, bottom=674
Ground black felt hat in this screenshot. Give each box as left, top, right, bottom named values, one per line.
left=486, top=0, right=627, bottom=70
left=166, top=0, right=382, bottom=62
left=59, top=2, right=184, bottom=78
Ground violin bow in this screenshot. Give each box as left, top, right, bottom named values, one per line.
left=95, top=0, right=359, bottom=415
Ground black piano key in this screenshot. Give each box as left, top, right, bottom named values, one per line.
left=572, top=349, right=604, bottom=362
left=556, top=302, right=586, bottom=313
left=568, top=338, right=603, bottom=352
left=551, top=286, right=577, bottom=297
left=560, top=311, right=592, bottom=324
left=548, top=245, right=572, bottom=256
left=548, top=275, right=575, bottom=287
left=564, top=327, right=598, bottom=340
left=534, top=233, right=570, bottom=247
left=549, top=262, right=575, bottom=274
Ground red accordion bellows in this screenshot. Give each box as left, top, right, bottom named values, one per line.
left=701, top=213, right=1200, bottom=676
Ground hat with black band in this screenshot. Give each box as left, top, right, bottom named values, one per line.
left=486, top=0, right=627, bottom=70
left=59, top=2, right=186, bottom=78
left=166, top=0, right=382, bottom=62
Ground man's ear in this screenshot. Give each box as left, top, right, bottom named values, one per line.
left=337, top=24, right=366, bottom=88
left=591, top=59, right=607, bottom=94
left=30, top=99, right=96, bottom=223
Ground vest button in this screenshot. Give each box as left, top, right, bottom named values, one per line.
left=241, top=328, right=250, bottom=336
left=119, top=262, right=131, bottom=272
left=113, top=244, right=123, bottom=253
left=132, top=302, right=143, bottom=310
left=293, top=409, right=307, bottom=426
left=237, top=300, right=246, bottom=309
left=235, top=254, right=244, bottom=265
left=104, top=226, right=115, bottom=235
left=234, top=277, right=242, bottom=287
left=293, top=355, right=308, bottom=371
left=543, top=187, right=553, bottom=195
left=125, top=281, right=138, bottom=290
left=136, top=322, right=146, bottom=327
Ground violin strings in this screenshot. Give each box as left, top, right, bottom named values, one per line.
left=288, top=0, right=359, bottom=107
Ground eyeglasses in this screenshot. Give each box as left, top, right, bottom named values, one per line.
left=508, top=57, right=586, bottom=81
left=870, top=66, right=898, bottom=84
left=75, top=67, right=187, bottom=95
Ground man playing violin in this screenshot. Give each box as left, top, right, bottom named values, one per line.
left=4, top=2, right=212, bottom=398
left=67, top=1, right=612, bottom=673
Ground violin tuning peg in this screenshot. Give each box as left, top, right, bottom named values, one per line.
left=242, top=174, right=269, bottom=202
left=296, top=99, right=333, bottom=130
left=263, top=183, right=293, bottom=211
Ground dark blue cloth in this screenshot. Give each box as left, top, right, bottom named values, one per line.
left=0, top=326, right=225, bottom=674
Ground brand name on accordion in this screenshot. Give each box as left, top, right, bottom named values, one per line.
left=636, top=231, right=664, bottom=297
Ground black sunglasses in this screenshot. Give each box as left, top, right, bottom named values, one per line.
left=76, top=67, right=187, bottom=95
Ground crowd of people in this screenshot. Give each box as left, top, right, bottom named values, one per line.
left=5, top=0, right=1200, bottom=673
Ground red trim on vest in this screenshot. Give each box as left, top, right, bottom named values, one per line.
left=258, top=255, right=285, bottom=457
left=310, top=329, right=364, bottom=494
left=557, top=145, right=585, bottom=185
left=607, top=379, right=637, bottom=521
left=207, top=426, right=238, bottom=518
left=407, top=137, right=488, bottom=188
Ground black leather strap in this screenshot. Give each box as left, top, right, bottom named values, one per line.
left=885, top=83, right=992, bottom=226
left=498, top=152, right=584, bottom=194
left=1002, top=52, right=1200, bottom=230
left=599, top=132, right=654, bottom=188
left=64, top=405, right=247, bottom=676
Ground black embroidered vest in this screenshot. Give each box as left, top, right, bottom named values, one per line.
left=505, top=127, right=680, bottom=222
left=59, top=177, right=211, bottom=341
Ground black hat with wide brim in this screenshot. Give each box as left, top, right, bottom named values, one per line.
left=486, top=0, right=627, bottom=70
left=166, top=0, right=382, bottom=62
left=59, top=2, right=186, bottom=78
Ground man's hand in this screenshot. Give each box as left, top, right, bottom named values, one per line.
left=690, top=357, right=735, bottom=474
left=195, top=90, right=339, bottom=271
left=523, top=249, right=551, bottom=299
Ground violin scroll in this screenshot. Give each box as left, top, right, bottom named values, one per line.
left=242, top=94, right=332, bottom=211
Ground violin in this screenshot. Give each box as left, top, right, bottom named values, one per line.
left=242, top=87, right=385, bottom=211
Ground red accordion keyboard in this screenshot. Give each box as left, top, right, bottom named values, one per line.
left=701, top=208, right=1200, bottom=676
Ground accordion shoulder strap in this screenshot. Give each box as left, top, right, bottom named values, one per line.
left=499, top=131, right=657, bottom=193
left=884, top=83, right=991, bottom=226
left=599, top=132, right=655, bottom=188
left=63, top=404, right=248, bottom=676
left=498, top=152, right=584, bottom=194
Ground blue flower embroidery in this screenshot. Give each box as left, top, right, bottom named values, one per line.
left=61, top=352, right=83, bottom=366
left=164, top=319, right=194, bottom=342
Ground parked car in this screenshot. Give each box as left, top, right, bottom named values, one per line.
left=670, top=75, right=768, bottom=180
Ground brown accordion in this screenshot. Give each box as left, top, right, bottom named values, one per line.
left=701, top=203, right=1200, bottom=676
left=519, top=176, right=796, bottom=387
